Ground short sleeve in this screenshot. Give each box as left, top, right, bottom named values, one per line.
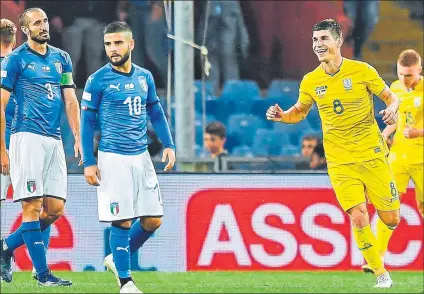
left=81, top=75, right=102, bottom=111
left=146, top=71, right=160, bottom=105
left=0, top=54, right=21, bottom=92
left=62, top=52, right=73, bottom=74
left=298, top=76, right=314, bottom=107
left=364, top=63, right=387, bottom=96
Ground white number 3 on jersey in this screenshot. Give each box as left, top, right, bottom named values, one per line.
left=124, top=96, right=142, bottom=116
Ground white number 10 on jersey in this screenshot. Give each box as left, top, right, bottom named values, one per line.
left=124, top=96, right=142, bottom=116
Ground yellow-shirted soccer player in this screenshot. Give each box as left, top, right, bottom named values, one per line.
left=362, top=49, right=424, bottom=275
left=266, top=19, right=400, bottom=288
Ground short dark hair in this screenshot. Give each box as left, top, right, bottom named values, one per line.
left=0, top=18, right=16, bottom=45
left=205, top=121, right=226, bottom=139
left=312, top=18, right=342, bottom=39
left=19, top=7, right=44, bottom=28
left=104, top=21, right=132, bottom=35
left=398, top=49, right=421, bottom=67
left=302, top=135, right=320, bottom=143
left=312, top=143, right=325, bottom=158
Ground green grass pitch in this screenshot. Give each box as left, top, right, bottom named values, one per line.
left=1, top=271, right=423, bottom=293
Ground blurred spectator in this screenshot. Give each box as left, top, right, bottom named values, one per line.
left=344, top=0, right=379, bottom=59
left=310, top=144, right=327, bottom=170
left=118, top=0, right=168, bottom=87
left=296, top=135, right=320, bottom=169
left=58, top=1, right=118, bottom=81
left=197, top=0, right=249, bottom=94
left=204, top=121, right=229, bottom=172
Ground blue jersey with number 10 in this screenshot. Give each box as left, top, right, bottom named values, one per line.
left=0, top=42, right=73, bottom=139
left=81, top=63, right=160, bottom=155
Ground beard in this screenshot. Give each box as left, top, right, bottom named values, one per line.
left=108, top=51, right=130, bottom=66
left=29, top=30, right=50, bottom=44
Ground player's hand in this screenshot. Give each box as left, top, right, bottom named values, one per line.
left=84, top=165, right=101, bottom=186
left=403, top=126, right=419, bottom=139
left=0, top=150, right=9, bottom=176
left=74, top=140, right=83, bottom=166
left=266, top=104, right=285, bottom=122
left=162, top=148, right=176, bottom=172
left=379, top=108, right=396, bottom=125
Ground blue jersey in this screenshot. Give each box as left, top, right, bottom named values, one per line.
left=0, top=42, right=74, bottom=139
left=81, top=63, right=161, bottom=155
left=0, top=56, right=16, bottom=149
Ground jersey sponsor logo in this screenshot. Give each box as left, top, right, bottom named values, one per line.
left=343, top=78, right=352, bottom=91
left=138, top=76, right=148, bottom=92
left=109, top=83, right=120, bottom=91
left=315, top=85, right=327, bottom=96
left=42, top=66, right=51, bottom=72
left=1, top=70, right=6, bottom=78
left=414, top=97, right=421, bottom=108
left=110, top=202, right=120, bottom=216
left=27, top=63, right=36, bottom=71
left=82, top=91, right=92, bottom=101
left=26, top=180, right=36, bottom=193
left=54, top=61, right=62, bottom=75
left=116, top=246, right=129, bottom=252
left=125, top=83, right=135, bottom=90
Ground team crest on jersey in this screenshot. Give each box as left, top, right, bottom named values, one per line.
left=414, top=97, right=421, bottom=108
left=343, top=78, right=352, bottom=91
left=54, top=61, right=62, bottom=75
left=110, top=202, right=119, bottom=216
left=138, top=76, right=148, bottom=92
left=315, top=85, right=327, bottom=96
left=27, top=180, right=36, bottom=193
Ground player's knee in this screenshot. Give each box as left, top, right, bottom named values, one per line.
left=141, top=217, right=162, bottom=232
left=21, top=198, right=43, bottom=217
left=379, top=210, right=401, bottom=228
left=347, top=205, right=369, bottom=228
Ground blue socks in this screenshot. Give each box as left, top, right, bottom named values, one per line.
left=5, top=219, right=51, bottom=254
left=129, top=220, right=154, bottom=254
left=110, top=225, right=131, bottom=278
left=21, top=221, right=48, bottom=274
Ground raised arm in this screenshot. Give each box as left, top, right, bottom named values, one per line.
left=266, top=101, right=312, bottom=124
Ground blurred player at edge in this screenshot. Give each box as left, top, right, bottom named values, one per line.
left=0, top=19, right=17, bottom=205
left=81, top=21, right=175, bottom=293
left=362, top=49, right=423, bottom=274
left=266, top=19, right=400, bottom=288
left=0, top=8, right=80, bottom=286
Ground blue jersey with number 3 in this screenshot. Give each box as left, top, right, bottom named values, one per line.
left=0, top=42, right=73, bottom=139
left=81, top=63, right=160, bottom=155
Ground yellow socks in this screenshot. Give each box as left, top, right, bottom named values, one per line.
left=376, top=217, right=395, bottom=259
left=353, top=224, right=386, bottom=276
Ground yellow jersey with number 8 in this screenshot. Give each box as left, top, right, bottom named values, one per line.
left=389, top=77, right=423, bottom=164
left=298, top=58, right=389, bottom=164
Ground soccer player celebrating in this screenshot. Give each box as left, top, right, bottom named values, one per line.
left=266, top=19, right=400, bottom=288
left=0, top=19, right=17, bottom=204
left=361, top=49, right=424, bottom=274
left=81, top=21, right=176, bottom=293
left=0, top=8, right=80, bottom=286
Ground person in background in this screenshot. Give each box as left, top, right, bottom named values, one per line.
left=296, top=134, right=320, bottom=169
left=310, top=143, right=327, bottom=170
left=204, top=121, right=229, bottom=172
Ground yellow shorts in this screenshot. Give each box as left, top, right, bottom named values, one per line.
left=328, top=157, right=400, bottom=212
left=389, top=157, right=423, bottom=202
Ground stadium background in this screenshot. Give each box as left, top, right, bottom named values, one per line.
left=1, top=0, right=423, bottom=280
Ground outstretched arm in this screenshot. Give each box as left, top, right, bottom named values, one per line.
left=266, top=101, right=312, bottom=124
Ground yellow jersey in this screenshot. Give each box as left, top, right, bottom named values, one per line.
left=389, top=77, right=424, bottom=164
left=299, top=58, right=389, bottom=164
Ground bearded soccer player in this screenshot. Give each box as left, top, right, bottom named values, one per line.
left=361, top=49, right=424, bottom=274
left=0, top=8, right=81, bottom=286
left=81, top=21, right=175, bottom=293
left=266, top=19, right=400, bottom=288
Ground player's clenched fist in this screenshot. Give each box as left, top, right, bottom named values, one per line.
left=84, top=165, right=101, bottom=186
left=266, top=104, right=285, bottom=122
left=403, top=126, right=420, bottom=139
left=162, top=148, right=176, bottom=172
left=379, top=108, right=396, bottom=125
left=0, top=150, right=9, bottom=175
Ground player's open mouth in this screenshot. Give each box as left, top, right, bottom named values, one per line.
left=316, top=49, right=327, bottom=55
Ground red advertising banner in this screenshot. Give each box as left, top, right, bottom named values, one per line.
left=187, top=188, right=423, bottom=271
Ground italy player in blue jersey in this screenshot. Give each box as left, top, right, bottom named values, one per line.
left=0, top=18, right=17, bottom=204
left=81, top=21, right=175, bottom=293
left=0, top=8, right=81, bottom=286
